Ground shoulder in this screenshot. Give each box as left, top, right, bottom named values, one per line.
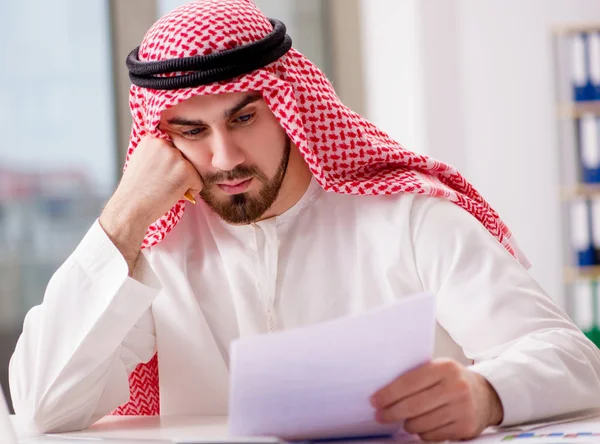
left=313, top=187, right=421, bottom=220
left=309, top=190, right=492, bottom=251
left=407, top=194, right=517, bottom=270
left=316, top=188, right=479, bottom=232
left=408, top=194, right=491, bottom=238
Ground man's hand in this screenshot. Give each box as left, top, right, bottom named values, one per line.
left=99, top=136, right=203, bottom=273
left=370, top=358, right=503, bottom=442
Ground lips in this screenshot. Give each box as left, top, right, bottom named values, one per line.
left=217, top=178, right=250, bottom=187
left=216, top=178, right=253, bottom=195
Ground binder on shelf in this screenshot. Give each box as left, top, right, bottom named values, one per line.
left=591, top=197, right=600, bottom=263
left=572, top=280, right=596, bottom=343
left=570, top=32, right=600, bottom=102
left=570, top=198, right=596, bottom=266
left=579, top=113, right=600, bottom=183
left=589, top=32, right=600, bottom=101
left=572, top=33, right=591, bottom=101
left=595, top=280, right=600, bottom=346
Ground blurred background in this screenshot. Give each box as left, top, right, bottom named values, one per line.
left=2, top=0, right=600, bottom=411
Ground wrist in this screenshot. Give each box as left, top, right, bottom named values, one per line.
left=99, top=199, right=149, bottom=274
left=482, top=376, right=504, bottom=427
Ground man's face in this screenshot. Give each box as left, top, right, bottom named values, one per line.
left=160, top=91, right=291, bottom=224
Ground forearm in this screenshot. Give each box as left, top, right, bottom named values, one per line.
left=9, top=222, right=159, bottom=433
left=470, top=328, right=600, bottom=426
left=412, top=197, right=600, bottom=426
left=99, top=196, right=150, bottom=275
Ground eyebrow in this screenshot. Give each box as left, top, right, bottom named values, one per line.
left=166, top=92, right=263, bottom=126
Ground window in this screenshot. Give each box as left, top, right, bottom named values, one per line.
left=0, top=0, right=116, bottom=409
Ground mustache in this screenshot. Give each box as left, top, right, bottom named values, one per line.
left=202, top=165, right=266, bottom=185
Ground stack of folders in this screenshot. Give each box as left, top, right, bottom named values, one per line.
left=571, top=31, right=600, bottom=102
left=570, top=114, right=600, bottom=346
left=569, top=172, right=600, bottom=348
left=568, top=31, right=600, bottom=348
left=571, top=112, right=600, bottom=266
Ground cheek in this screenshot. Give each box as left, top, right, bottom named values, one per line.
left=172, top=139, right=212, bottom=171
left=240, top=125, right=287, bottom=175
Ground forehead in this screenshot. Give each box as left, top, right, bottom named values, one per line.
left=161, top=91, right=262, bottom=120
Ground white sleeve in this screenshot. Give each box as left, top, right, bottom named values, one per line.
left=410, top=196, right=600, bottom=426
left=9, top=220, right=161, bottom=433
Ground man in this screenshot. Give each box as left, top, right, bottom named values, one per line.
left=8, top=0, right=600, bottom=441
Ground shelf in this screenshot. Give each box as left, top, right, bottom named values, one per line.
left=553, top=23, right=600, bottom=35
left=561, top=184, right=600, bottom=199
left=565, top=266, right=600, bottom=282
left=558, top=101, right=600, bottom=118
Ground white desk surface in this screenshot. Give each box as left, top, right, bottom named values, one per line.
left=12, top=415, right=228, bottom=442
left=11, top=413, right=600, bottom=443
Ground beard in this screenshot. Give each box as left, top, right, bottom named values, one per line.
left=199, top=136, right=291, bottom=224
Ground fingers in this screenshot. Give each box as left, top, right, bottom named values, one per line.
left=401, top=404, right=458, bottom=435
left=178, top=148, right=203, bottom=205
left=181, top=152, right=204, bottom=192
left=371, top=361, right=444, bottom=409
left=375, top=381, right=450, bottom=423
left=418, top=418, right=482, bottom=442
left=370, top=360, right=489, bottom=442
left=385, top=403, right=481, bottom=442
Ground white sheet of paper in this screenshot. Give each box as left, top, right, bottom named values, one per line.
left=228, top=292, right=436, bottom=441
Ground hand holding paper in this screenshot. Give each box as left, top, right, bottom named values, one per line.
left=228, top=293, right=437, bottom=441
left=371, top=358, right=504, bottom=441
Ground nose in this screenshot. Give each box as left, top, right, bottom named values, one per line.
left=210, top=130, right=245, bottom=171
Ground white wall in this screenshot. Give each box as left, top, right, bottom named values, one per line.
left=359, top=0, right=426, bottom=154
left=359, top=0, right=600, bottom=308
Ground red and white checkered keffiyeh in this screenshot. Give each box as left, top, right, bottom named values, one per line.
left=112, top=0, right=530, bottom=417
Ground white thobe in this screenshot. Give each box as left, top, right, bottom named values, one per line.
left=9, top=178, right=600, bottom=433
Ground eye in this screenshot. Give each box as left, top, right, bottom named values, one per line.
left=233, top=113, right=255, bottom=125
left=182, top=127, right=205, bottom=137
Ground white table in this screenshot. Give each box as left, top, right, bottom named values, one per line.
left=11, top=413, right=600, bottom=443
left=12, top=415, right=228, bottom=442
